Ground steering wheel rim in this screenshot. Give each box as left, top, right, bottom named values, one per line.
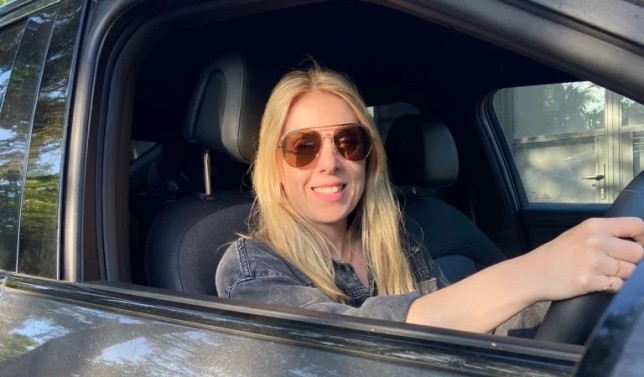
left=535, top=170, right=644, bottom=344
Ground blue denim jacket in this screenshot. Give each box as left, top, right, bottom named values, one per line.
left=216, top=237, right=449, bottom=321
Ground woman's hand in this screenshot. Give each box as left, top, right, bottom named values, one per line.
left=407, top=217, right=644, bottom=333
left=520, top=217, right=644, bottom=302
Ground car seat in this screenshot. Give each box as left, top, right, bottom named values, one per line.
left=145, top=53, right=273, bottom=295
left=385, top=114, right=507, bottom=282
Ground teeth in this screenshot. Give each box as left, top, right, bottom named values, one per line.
left=313, top=185, right=344, bottom=194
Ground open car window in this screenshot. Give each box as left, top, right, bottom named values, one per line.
left=2, top=0, right=643, bottom=375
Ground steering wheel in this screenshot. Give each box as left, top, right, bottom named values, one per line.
left=535, top=170, right=644, bottom=345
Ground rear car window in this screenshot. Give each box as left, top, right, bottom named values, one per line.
left=0, top=1, right=83, bottom=276
left=0, top=19, right=26, bottom=272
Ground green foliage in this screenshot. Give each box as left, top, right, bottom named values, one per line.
left=543, top=82, right=605, bottom=131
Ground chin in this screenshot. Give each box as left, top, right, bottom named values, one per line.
left=311, top=213, right=351, bottom=226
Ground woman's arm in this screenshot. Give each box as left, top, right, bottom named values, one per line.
left=407, top=217, right=644, bottom=332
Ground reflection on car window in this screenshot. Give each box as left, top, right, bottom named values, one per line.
left=0, top=20, right=27, bottom=272
left=18, top=1, right=83, bottom=278
left=494, top=82, right=644, bottom=204
left=130, top=141, right=157, bottom=161
left=0, top=0, right=19, bottom=13
left=0, top=9, right=56, bottom=275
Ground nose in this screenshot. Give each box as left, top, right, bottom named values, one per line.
left=315, top=135, right=341, bottom=172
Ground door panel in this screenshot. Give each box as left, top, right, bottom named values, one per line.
left=520, top=204, right=606, bottom=250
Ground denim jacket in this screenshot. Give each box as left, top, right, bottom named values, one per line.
left=215, top=237, right=449, bottom=321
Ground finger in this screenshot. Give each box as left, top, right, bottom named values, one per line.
left=604, top=276, right=623, bottom=293
left=606, top=257, right=621, bottom=276
left=604, top=237, right=644, bottom=264
left=614, top=260, right=638, bottom=280
left=594, top=255, right=637, bottom=280
left=601, top=217, right=644, bottom=243
left=588, top=274, right=624, bottom=293
left=594, top=252, right=620, bottom=276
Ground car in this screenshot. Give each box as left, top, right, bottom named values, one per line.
left=1, top=0, right=643, bottom=375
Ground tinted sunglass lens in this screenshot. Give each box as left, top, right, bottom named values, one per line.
left=282, top=131, right=321, bottom=167
left=334, top=126, right=371, bottom=161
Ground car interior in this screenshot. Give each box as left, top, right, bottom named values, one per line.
left=99, top=0, right=601, bottom=339
left=123, top=1, right=577, bottom=289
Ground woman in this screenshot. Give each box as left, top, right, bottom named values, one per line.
left=216, top=65, right=644, bottom=334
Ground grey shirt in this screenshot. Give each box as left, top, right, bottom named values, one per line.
left=216, top=237, right=449, bottom=321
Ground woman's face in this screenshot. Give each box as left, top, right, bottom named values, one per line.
left=278, top=90, right=367, bottom=233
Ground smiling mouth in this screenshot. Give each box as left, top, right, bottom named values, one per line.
left=312, top=184, right=346, bottom=194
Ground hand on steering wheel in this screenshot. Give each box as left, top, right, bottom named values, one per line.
left=535, top=171, right=644, bottom=344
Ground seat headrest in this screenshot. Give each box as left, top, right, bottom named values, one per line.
left=184, top=53, right=271, bottom=164
left=385, top=114, right=459, bottom=188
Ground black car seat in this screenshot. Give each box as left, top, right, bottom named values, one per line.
left=385, top=114, right=507, bottom=283
left=145, top=53, right=273, bottom=295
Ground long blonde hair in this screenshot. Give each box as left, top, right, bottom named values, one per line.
left=250, top=65, right=415, bottom=301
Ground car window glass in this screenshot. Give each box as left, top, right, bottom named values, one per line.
left=0, top=1, right=82, bottom=275
left=0, top=9, right=57, bottom=276
left=17, top=1, right=83, bottom=277
left=0, top=0, right=19, bottom=13
left=0, top=20, right=28, bottom=272
left=493, top=82, right=644, bottom=204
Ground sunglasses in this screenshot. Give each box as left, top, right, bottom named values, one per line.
left=277, top=123, right=373, bottom=168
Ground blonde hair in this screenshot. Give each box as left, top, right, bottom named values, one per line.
left=250, top=65, right=415, bottom=301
